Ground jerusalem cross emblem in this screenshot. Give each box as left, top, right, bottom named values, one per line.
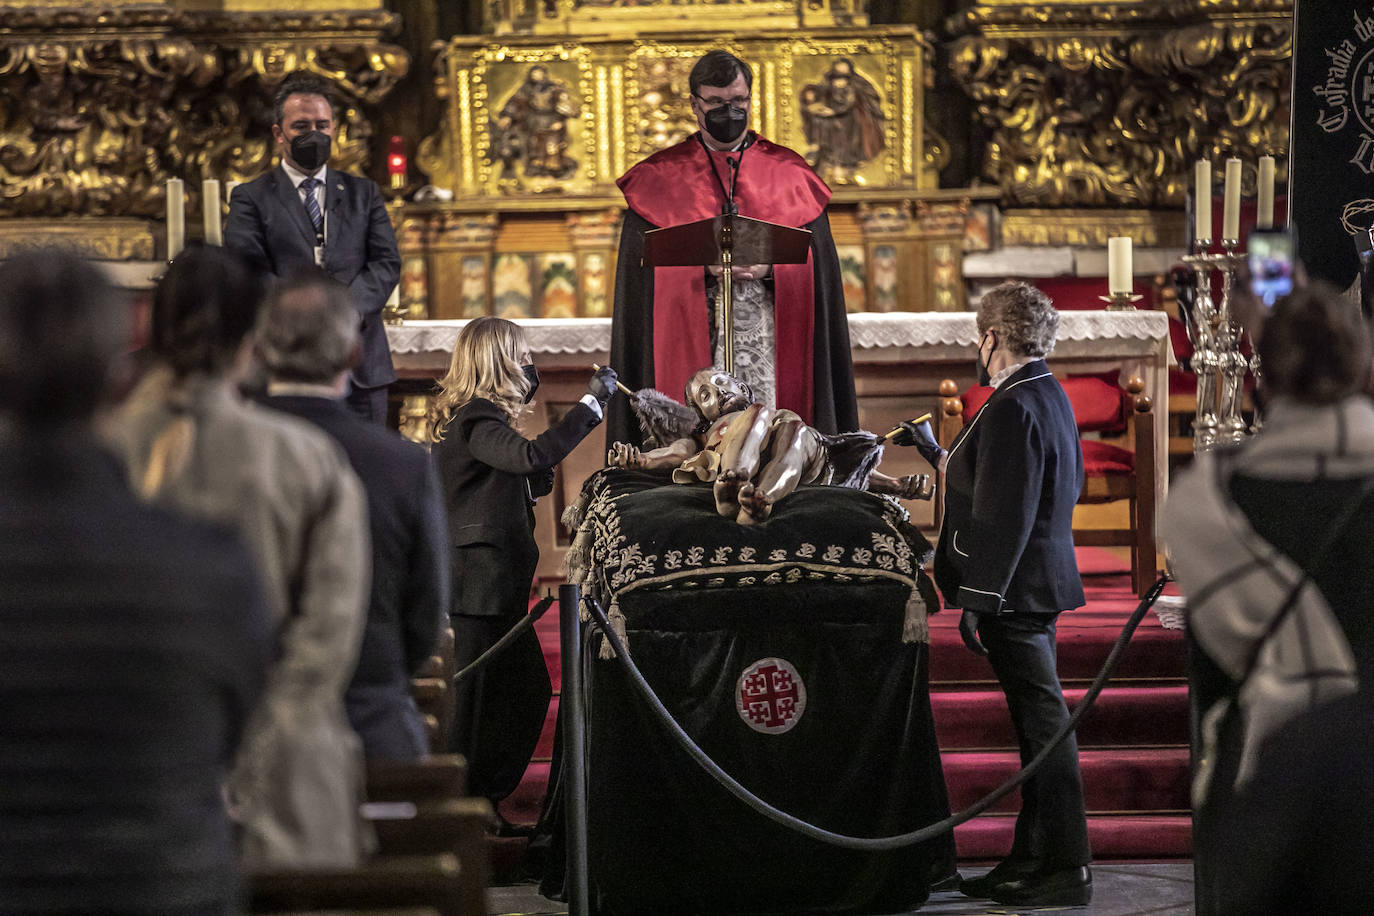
left=735, top=657, right=807, bottom=735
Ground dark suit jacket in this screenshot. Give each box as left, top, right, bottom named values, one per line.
left=264, top=394, right=449, bottom=760
left=432, top=397, right=600, bottom=614
left=225, top=166, right=401, bottom=389
left=0, top=435, right=272, bottom=912
left=935, top=359, right=1085, bottom=615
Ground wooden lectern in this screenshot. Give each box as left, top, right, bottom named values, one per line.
left=643, top=214, right=811, bottom=373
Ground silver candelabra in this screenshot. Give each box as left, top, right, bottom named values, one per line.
left=1180, top=237, right=1258, bottom=452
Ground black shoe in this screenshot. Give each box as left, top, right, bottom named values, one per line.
left=958, top=861, right=1036, bottom=899
left=929, top=870, right=963, bottom=893
left=987, top=865, right=1093, bottom=907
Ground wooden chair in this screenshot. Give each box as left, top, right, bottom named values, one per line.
left=413, top=627, right=456, bottom=753
left=938, top=374, right=1158, bottom=597
left=248, top=853, right=464, bottom=915
left=366, top=754, right=468, bottom=811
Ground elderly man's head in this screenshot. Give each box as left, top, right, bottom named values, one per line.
left=976, top=282, right=1060, bottom=360
left=0, top=248, right=125, bottom=430
left=256, top=269, right=360, bottom=386
left=1259, top=281, right=1372, bottom=404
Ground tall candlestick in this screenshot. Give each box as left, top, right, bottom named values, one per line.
left=1222, top=157, right=1242, bottom=241
left=1256, top=156, right=1275, bottom=229
left=202, top=179, right=222, bottom=246
left=166, top=178, right=185, bottom=260
left=1108, top=237, right=1132, bottom=294
left=1194, top=159, right=1212, bottom=243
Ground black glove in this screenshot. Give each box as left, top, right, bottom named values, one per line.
left=958, top=609, right=988, bottom=656
left=588, top=366, right=618, bottom=407
left=891, top=418, right=944, bottom=468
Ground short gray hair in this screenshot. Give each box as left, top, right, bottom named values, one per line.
left=977, top=282, right=1059, bottom=358
left=257, top=269, right=359, bottom=383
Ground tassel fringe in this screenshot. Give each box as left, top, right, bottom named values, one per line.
left=902, top=586, right=929, bottom=644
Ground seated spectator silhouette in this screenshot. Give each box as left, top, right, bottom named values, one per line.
left=108, top=243, right=374, bottom=870
left=258, top=269, right=449, bottom=760
left=0, top=248, right=273, bottom=912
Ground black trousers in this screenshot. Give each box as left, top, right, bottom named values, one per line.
left=448, top=543, right=551, bottom=803
left=979, top=613, right=1091, bottom=870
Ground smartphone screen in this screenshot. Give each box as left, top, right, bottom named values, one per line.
left=1249, top=229, right=1294, bottom=307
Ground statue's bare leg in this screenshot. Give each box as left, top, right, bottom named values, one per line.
left=714, top=404, right=770, bottom=517
left=738, top=419, right=816, bottom=525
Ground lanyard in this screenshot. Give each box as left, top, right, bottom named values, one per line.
left=696, top=131, right=750, bottom=216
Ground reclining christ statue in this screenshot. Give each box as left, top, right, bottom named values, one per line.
left=608, top=367, right=932, bottom=526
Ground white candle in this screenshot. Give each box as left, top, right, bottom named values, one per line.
left=1194, top=159, right=1211, bottom=244
left=1222, top=157, right=1242, bottom=241
left=1108, top=237, right=1132, bottom=295
left=1256, top=156, right=1275, bottom=229
left=166, top=178, right=185, bottom=260
left=202, top=179, right=222, bottom=246
left=225, top=180, right=242, bottom=203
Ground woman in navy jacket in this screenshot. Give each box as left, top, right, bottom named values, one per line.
left=429, top=316, right=616, bottom=806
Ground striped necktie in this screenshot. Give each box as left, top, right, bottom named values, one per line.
left=300, top=176, right=323, bottom=240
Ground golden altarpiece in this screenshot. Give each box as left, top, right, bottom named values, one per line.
left=398, top=0, right=979, bottom=324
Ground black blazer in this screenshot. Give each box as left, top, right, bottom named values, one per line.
left=935, top=359, right=1085, bottom=615
left=264, top=395, right=449, bottom=759
left=225, top=167, right=401, bottom=389
left=432, top=398, right=600, bottom=558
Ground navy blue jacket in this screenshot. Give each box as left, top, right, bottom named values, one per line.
left=935, top=359, right=1085, bottom=615
left=226, top=167, right=400, bottom=390
left=265, top=395, right=449, bottom=760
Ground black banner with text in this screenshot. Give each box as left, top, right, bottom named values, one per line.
left=1291, top=5, right=1374, bottom=289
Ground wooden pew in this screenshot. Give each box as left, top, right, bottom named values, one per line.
left=413, top=627, right=456, bottom=753
left=248, top=853, right=463, bottom=915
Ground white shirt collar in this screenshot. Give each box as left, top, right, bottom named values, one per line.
left=267, top=381, right=344, bottom=399
left=989, top=356, right=1036, bottom=390
left=281, top=159, right=327, bottom=188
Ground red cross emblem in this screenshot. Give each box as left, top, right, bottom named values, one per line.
left=736, top=657, right=807, bottom=735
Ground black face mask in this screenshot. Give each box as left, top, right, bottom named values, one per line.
left=976, top=333, right=996, bottom=387
left=522, top=364, right=540, bottom=403
left=290, top=131, right=332, bottom=172
left=703, top=104, right=748, bottom=145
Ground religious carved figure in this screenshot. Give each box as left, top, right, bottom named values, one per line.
left=490, top=65, right=579, bottom=183
left=608, top=367, right=931, bottom=526
left=800, top=58, right=885, bottom=185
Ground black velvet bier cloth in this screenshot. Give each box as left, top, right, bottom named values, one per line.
left=564, top=469, right=953, bottom=914
left=607, top=132, right=859, bottom=448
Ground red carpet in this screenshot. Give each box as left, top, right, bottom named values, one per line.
left=499, top=546, right=1191, bottom=862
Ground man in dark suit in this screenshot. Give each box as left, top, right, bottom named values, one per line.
left=257, top=269, right=449, bottom=760
left=226, top=70, right=401, bottom=424
left=0, top=249, right=272, bottom=911
left=894, top=281, right=1090, bottom=907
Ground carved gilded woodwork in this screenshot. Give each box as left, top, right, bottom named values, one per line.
left=484, top=0, right=869, bottom=37
left=417, top=28, right=930, bottom=198
left=950, top=0, right=1292, bottom=224
left=0, top=6, right=405, bottom=234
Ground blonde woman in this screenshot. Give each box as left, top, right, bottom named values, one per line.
left=429, top=317, right=616, bottom=810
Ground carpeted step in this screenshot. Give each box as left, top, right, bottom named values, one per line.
left=931, top=686, right=1190, bottom=749
left=955, top=813, right=1193, bottom=860
left=942, top=747, right=1191, bottom=814
left=927, top=605, right=1186, bottom=686
left=499, top=761, right=551, bottom=828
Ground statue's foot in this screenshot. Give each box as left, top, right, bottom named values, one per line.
left=736, top=483, right=772, bottom=526
left=715, top=471, right=744, bottom=517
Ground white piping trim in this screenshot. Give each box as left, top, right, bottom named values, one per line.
left=952, top=529, right=970, bottom=557
left=960, top=586, right=1003, bottom=598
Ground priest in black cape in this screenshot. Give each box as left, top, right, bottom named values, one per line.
left=607, top=49, right=858, bottom=447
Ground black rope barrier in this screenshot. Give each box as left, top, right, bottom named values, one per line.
left=584, top=574, right=1170, bottom=851
left=451, top=594, right=558, bottom=688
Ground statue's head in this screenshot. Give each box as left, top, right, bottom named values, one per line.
left=685, top=367, right=753, bottom=421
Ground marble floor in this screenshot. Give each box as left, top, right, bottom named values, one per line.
left=488, top=862, right=1195, bottom=915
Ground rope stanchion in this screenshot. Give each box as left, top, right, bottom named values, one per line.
left=584, top=575, right=1169, bottom=851
left=451, top=594, right=557, bottom=688
left=559, top=584, right=591, bottom=916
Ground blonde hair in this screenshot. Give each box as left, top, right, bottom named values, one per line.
left=428, top=316, right=530, bottom=442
